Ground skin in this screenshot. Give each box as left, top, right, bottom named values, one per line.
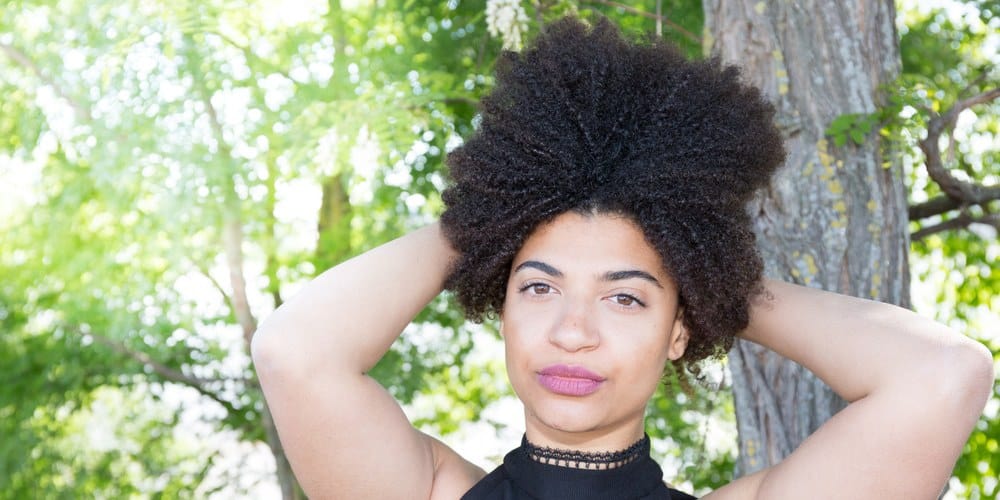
left=502, top=211, right=688, bottom=453
left=252, top=213, right=994, bottom=500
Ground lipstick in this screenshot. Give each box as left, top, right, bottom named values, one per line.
left=537, top=364, right=606, bottom=396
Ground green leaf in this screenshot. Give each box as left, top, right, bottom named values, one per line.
left=849, top=128, right=865, bottom=145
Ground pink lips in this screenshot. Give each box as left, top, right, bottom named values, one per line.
left=537, top=364, right=606, bottom=396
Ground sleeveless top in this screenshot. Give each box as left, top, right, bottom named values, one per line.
left=461, top=435, right=698, bottom=500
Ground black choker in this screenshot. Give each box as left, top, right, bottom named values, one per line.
left=521, top=434, right=650, bottom=470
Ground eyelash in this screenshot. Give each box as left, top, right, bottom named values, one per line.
left=611, top=294, right=646, bottom=308
left=518, top=282, right=646, bottom=309
left=519, top=282, right=553, bottom=295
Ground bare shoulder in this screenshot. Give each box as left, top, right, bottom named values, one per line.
left=700, top=468, right=768, bottom=500
left=425, top=433, right=488, bottom=500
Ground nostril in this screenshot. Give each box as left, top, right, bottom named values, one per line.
left=548, top=305, right=600, bottom=351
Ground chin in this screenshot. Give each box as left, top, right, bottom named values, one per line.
left=527, top=397, right=609, bottom=434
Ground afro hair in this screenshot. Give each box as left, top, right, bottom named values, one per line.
left=440, top=15, right=785, bottom=372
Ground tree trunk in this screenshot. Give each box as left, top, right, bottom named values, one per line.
left=222, top=210, right=299, bottom=499
left=190, top=42, right=303, bottom=499
left=703, top=0, right=909, bottom=476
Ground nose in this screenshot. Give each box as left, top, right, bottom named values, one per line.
left=548, top=298, right=600, bottom=352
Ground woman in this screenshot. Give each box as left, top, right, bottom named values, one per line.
left=251, top=16, right=993, bottom=499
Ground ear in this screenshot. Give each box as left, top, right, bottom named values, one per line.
left=666, top=308, right=689, bottom=361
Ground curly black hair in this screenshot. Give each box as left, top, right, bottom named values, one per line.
left=440, top=15, right=785, bottom=371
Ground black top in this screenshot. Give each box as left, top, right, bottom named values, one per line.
left=461, top=436, right=698, bottom=500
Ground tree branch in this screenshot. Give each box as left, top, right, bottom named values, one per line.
left=84, top=329, right=260, bottom=413
left=579, top=0, right=701, bottom=43
left=205, top=266, right=235, bottom=309
left=177, top=48, right=259, bottom=415
left=919, top=88, right=1000, bottom=204
left=958, top=71, right=991, bottom=100
left=222, top=217, right=258, bottom=344
left=656, top=0, right=663, bottom=38
left=86, top=329, right=250, bottom=387
left=0, top=42, right=92, bottom=122
left=909, top=189, right=1000, bottom=220
left=193, top=60, right=259, bottom=345
left=911, top=213, right=1000, bottom=242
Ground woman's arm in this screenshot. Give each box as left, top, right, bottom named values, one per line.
left=251, top=223, right=483, bottom=499
left=707, top=279, right=994, bottom=500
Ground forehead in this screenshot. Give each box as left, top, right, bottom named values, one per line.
left=512, top=211, right=667, bottom=278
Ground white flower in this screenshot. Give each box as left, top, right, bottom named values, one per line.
left=486, top=0, right=530, bottom=50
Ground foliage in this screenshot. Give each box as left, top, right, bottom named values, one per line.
left=824, top=1, right=1000, bottom=497
left=0, top=0, right=994, bottom=497
left=897, top=6, right=999, bottom=496
left=0, top=0, right=503, bottom=494
left=648, top=365, right=737, bottom=494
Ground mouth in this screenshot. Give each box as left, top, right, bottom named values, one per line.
left=537, top=364, right=606, bottom=396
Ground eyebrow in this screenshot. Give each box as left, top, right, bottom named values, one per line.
left=513, top=260, right=563, bottom=277
left=512, top=260, right=663, bottom=289
left=602, top=270, right=663, bottom=289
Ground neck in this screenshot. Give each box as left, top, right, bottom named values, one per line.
left=523, top=414, right=646, bottom=453
left=523, top=433, right=649, bottom=470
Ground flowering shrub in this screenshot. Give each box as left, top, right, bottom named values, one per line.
left=486, top=0, right=530, bottom=50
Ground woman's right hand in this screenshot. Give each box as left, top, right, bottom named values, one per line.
left=251, top=223, right=484, bottom=499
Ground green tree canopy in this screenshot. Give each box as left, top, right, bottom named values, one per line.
left=0, top=0, right=995, bottom=497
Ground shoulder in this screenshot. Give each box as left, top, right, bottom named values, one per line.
left=425, top=433, right=488, bottom=500
left=700, top=468, right=768, bottom=500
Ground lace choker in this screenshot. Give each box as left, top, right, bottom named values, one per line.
left=522, top=434, right=650, bottom=470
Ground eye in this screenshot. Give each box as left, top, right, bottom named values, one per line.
left=615, top=295, right=635, bottom=306
left=610, top=293, right=645, bottom=309
left=520, top=282, right=553, bottom=295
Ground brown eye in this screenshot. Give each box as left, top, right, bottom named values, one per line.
left=615, top=295, right=635, bottom=306
left=531, top=284, right=551, bottom=294
left=610, top=294, right=645, bottom=308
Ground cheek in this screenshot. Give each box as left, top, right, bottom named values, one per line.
left=600, top=317, right=672, bottom=375
left=500, top=303, right=559, bottom=388
left=501, top=288, right=554, bottom=338
left=501, top=309, right=543, bottom=359
left=500, top=319, right=539, bottom=402
left=500, top=304, right=529, bottom=358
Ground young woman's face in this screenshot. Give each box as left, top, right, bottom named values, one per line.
left=501, top=211, right=688, bottom=447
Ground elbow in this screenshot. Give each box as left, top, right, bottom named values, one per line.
left=251, top=314, right=341, bottom=382
left=250, top=321, right=288, bottom=380
left=966, top=341, right=995, bottom=404
left=945, top=339, right=995, bottom=417
left=249, top=325, right=272, bottom=373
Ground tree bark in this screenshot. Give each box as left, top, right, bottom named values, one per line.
left=703, top=0, right=908, bottom=476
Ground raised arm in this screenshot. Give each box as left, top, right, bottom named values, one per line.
left=251, top=223, right=483, bottom=499
left=707, top=279, right=994, bottom=500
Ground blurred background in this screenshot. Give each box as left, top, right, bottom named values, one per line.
left=0, top=0, right=997, bottom=498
